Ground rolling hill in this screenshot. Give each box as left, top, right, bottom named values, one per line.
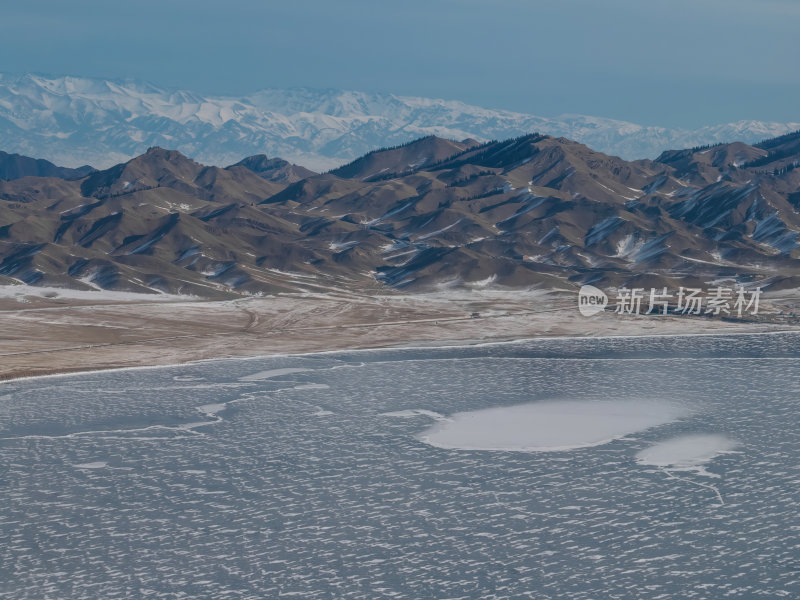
left=0, top=130, right=798, bottom=296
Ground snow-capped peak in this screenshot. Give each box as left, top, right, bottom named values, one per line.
left=0, top=73, right=797, bottom=172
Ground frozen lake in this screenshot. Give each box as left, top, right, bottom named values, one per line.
left=1, top=333, right=799, bottom=598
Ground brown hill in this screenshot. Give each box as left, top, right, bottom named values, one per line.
left=1, top=132, right=799, bottom=295
left=329, top=136, right=480, bottom=180
left=228, top=155, right=317, bottom=183
left=0, top=150, right=94, bottom=181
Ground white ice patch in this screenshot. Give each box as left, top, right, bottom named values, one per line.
left=196, top=403, right=227, bottom=416
left=417, top=400, right=687, bottom=452
left=636, top=434, right=738, bottom=474
left=381, top=409, right=448, bottom=420
left=293, top=383, right=330, bottom=390
left=238, top=368, right=310, bottom=381
left=73, top=461, right=108, bottom=469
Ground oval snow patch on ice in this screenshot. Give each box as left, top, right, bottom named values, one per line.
left=636, top=434, right=738, bottom=470
left=418, top=399, right=687, bottom=452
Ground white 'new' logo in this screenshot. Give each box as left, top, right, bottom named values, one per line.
left=578, top=285, right=608, bottom=316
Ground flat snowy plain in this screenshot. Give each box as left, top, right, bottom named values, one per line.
left=0, top=333, right=798, bottom=598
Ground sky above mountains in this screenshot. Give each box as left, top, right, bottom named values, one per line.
left=1, top=0, right=797, bottom=129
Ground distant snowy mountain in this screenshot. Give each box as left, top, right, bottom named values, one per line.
left=0, top=73, right=797, bottom=171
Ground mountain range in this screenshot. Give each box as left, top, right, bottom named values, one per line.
left=1, top=128, right=799, bottom=296
left=1, top=73, right=798, bottom=172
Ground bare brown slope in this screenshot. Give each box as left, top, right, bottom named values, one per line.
left=329, top=136, right=479, bottom=180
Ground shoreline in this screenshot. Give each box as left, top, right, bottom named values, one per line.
left=2, top=318, right=798, bottom=386
left=1, top=289, right=797, bottom=385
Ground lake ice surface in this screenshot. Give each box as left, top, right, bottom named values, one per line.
left=1, top=333, right=799, bottom=599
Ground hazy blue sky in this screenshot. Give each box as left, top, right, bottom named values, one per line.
left=1, top=0, right=797, bottom=127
